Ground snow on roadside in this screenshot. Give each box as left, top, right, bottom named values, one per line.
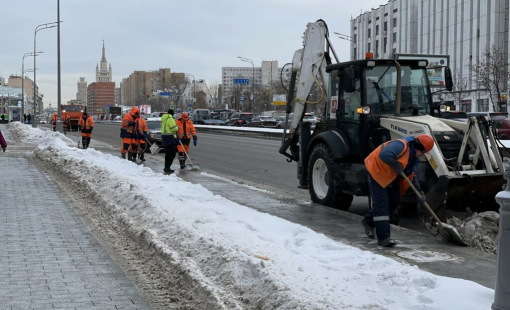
left=11, top=123, right=494, bottom=309
left=449, top=212, right=499, bottom=254
left=8, top=122, right=74, bottom=146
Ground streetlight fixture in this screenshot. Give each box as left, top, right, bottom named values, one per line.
left=334, top=32, right=357, bottom=60
left=237, top=56, right=255, bottom=103
left=33, top=21, right=59, bottom=128
left=22, top=52, right=42, bottom=122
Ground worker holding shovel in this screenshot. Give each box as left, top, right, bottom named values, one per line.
left=363, top=134, right=434, bottom=247
left=175, top=112, right=197, bottom=169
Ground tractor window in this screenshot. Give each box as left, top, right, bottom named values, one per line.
left=364, top=65, right=431, bottom=116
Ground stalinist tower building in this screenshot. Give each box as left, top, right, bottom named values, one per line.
left=96, top=41, right=112, bottom=82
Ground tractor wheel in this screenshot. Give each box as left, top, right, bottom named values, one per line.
left=308, top=143, right=353, bottom=211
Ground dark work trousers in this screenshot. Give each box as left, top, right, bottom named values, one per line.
left=164, top=144, right=177, bottom=171
left=363, top=174, right=401, bottom=241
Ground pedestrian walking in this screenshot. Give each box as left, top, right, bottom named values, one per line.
left=175, top=112, right=197, bottom=169
left=0, top=128, right=7, bottom=152
left=23, top=114, right=27, bottom=123
left=78, top=112, right=94, bottom=149
left=136, top=115, right=148, bottom=161
left=1, top=114, right=5, bottom=123
left=27, top=114, right=32, bottom=124
left=51, top=113, right=58, bottom=131
left=160, top=109, right=179, bottom=174
left=362, top=134, right=434, bottom=247
left=120, top=107, right=141, bottom=162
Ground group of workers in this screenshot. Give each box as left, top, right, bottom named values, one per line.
left=121, top=107, right=197, bottom=172
left=51, top=111, right=94, bottom=149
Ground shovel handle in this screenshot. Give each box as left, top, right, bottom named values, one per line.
left=179, top=140, right=194, bottom=165
left=399, top=172, right=445, bottom=230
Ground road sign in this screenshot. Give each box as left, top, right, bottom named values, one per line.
left=169, top=102, right=175, bottom=110
left=233, top=78, right=250, bottom=84
left=240, top=96, right=244, bottom=102
left=187, top=107, right=193, bottom=114
left=273, top=94, right=286, bottom=105
left=159, top=92, right=171, bottom=96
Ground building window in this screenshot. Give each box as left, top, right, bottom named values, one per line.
left=368, top=20, right=372, bottom=24
left=384, top=13, right=388, bottom=17
left=478, top=99, right=489, bottom=112
left=376, top=17, right=380, bottom=21
left=461, top=100, right=472, bottom=112
left=393, top=8, right=398, bottom=13
left=375, top=40, right=379, bottom=56
left=393, top=32, right=397, bottom=42
left=368, top=28, right=371, bottom=38
left=393, top=17, right=397, bottom=27
left=376, top=25, right=379, bottom=35
left=384, top=21, right=387, bottom=32
left=354, top=26, right=357, bottom=30
left=393, top=48, right=397, bottom=54
left=384, top=37, right=387, bottom=53
left=368, top=43, right=371, bottom=52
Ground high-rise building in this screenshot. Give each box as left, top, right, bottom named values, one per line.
left=351, top=0, right=509, bottom=112
left=7, top=75, right=41, bottom=114
left=77, top=77, right=87, bottom=105
left=121, top=69, right=175, bottom=106
left=115, top=87, right=121, bottom=106
left=87, top=82, right=115, bottom=115
left=96, top=41, right=112, bottom=82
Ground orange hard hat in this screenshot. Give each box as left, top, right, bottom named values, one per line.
left=415, top=134, right=434, bottom=153
left=181, top=112, right=188, bottom=119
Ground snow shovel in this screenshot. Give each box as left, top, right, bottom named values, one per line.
left=146, top=138, right=162, bottom=155
left=179, top=140, right=200, bottom=171
left=399, top=172, right=467, bottom=246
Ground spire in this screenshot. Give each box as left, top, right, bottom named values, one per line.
left=102, top=40, right=106, bottom=60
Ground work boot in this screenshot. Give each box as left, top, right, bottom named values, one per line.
left=378, top=238, right=396, bottom=247
left=130, top=153, right=137, bottom=162
left=127, top=153, right=133, bottom=161
left=140, top=153, right=145, bottom=161
left=362, top=219, right=375, bottom=239
left=163, top=169, right=175, bottom=175
left=121, top=152, right=126, bottom=159
left=179, top=159, right=186, bottom=169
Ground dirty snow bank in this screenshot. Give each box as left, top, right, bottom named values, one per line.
left=8, top=122, right=74, bottom=146
left=449, top=212, right=499, bottom=254
left=12, top=123, right=494, bottom=310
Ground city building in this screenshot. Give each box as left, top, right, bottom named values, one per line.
left=350, top=0, right=509, bottom=112
left=221, top=60, right=290, bottom=106
left=77, top=77, right=87, bottom=105
left=115, top=87, right=121, bottom=106
left=121, top=68, right=177, bottom=106
left=87, top=82, right=115, bottom=115
left=7, top=75, right=40, bottom=114
left=96, top=41, right=112, bottom=82
left=0, top=77, right=6, bottom=86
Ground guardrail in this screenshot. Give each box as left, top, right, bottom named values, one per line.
left=193, top=125, right=288, bottom=140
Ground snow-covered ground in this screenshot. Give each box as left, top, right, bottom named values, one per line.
left=9, top=122, right=494, bottom=309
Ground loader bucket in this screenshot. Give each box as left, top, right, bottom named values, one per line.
left=425, top=174, right=505, bottom=222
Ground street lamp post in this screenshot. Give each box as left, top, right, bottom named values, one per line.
left=33, top=21, right=59, bottom=128
left=22, top=52, right=42, bottom=123
left=334, top=32, right=357, bottom=60
left=238, top=56, right=255, bottom=111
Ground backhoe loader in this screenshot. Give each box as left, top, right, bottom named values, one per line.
left=279, top=20, right=505, bottom=222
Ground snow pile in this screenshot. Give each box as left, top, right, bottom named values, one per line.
left=449, top=212, right=500, bottom=254
left=12, top=124, right=494, bottom=309
left=8, top=122, right=74, bottom=146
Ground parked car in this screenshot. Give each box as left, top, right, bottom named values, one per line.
left=145, top=117, right=163, bottom=149
left=113, top=115, right=122, bottom=122
left=439, top=111, right=468, bottom=122
left=224, top=112, right=254, bottom=126
left=467, top=112, right=509, bottom=120
left=244, top=116, right=279, bottom=128
left=494, top=118, right=510, bottom=140
left=150, top=111, right=167, bottom=118
left=192, top=114, right=225, bottom=125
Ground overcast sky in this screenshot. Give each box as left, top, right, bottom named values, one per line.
left=1, top=0, right=384, bottom=107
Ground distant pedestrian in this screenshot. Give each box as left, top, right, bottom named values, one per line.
left=175, top=112, right=197, bottom=169
left=27, top=114, right=31, bottom=124
left=23, top=114, right=27, bottom=123
left=160, top=109, right=179, bottom=174
left=0, top=128, right=7, bottom=152
left=51, top=113, right=58, bottom=131
left=1, top=114, right=5, bottom=123
left=78, top=112, right=94, bottom=149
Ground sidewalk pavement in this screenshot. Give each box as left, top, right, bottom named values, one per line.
left=0, top=125, right=152, bottom=309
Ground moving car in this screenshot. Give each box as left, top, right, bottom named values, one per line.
left=224, top=112, right=254, bottom=126
left=191, top=114, right=225, bottom=125
left=244, top=116, right=279, bottom=128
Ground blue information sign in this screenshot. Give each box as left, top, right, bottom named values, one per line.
left=240, top=96, right=244, bottom=102
left=159, top=92, right=171, bottom=96
left=233, top=78, right=250, bottom=84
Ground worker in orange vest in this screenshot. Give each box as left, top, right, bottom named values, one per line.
left=136, top=115, right=148, bottom=161
left=51, top=113, right=58, bottom=131
left=78, top=112, right=94, bottom=149
left=62, top=111, right=70, bottom=134
left=175, top=112, right=197, bottom=169
left=362, top=134, right=434, bottom=247
left=120, top=107, right=141, bottom=161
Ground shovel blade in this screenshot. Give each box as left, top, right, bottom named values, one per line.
left=440, top=223, right=468, bottom=246
left=184, top=163, right=201, bottom=171
left=150, top=144, right=161, bottom=155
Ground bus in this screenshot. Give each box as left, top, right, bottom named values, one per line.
left=62, top=104, right=84, bottom=130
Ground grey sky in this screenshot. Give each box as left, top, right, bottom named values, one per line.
left=1, top=0, right=384, bottom=107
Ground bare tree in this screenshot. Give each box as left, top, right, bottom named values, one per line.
left=452, top=70, right=469, bottom=107
left=206, top=82, right=220, bottom=109
left=470, top=44, right=509, bottom=112
left=167, top=73, right=189, bottom=111
left=195, top=91, right=208, bottom=109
